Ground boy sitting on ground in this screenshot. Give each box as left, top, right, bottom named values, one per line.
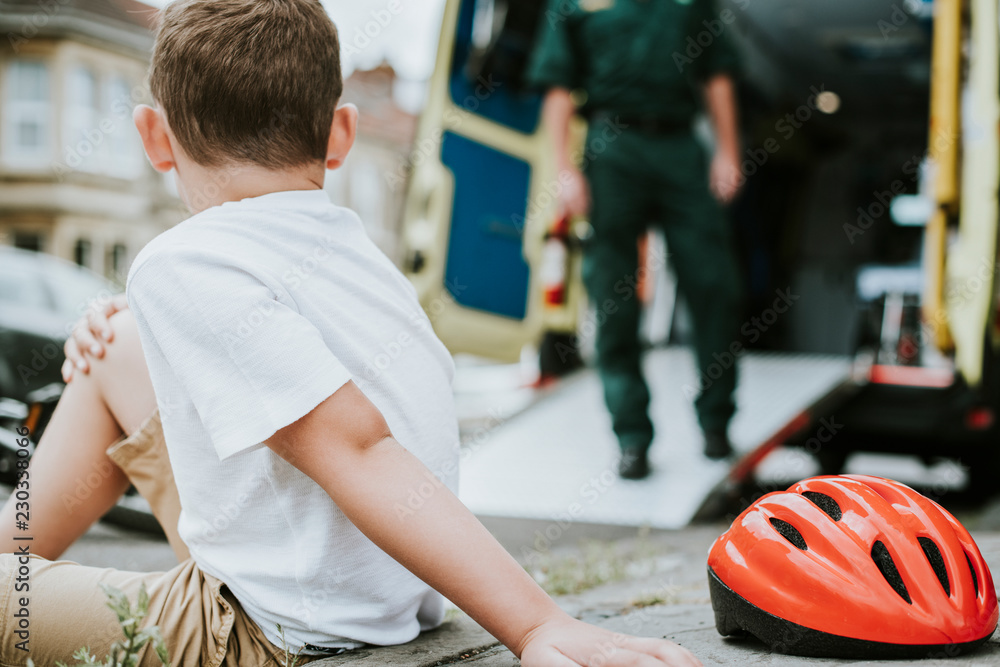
left=0, top=1, right=699, bottom=665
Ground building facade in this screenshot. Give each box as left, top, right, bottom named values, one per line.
left=0, top=0, right=184, bottom=287
left=0, top=1, right=418, bottom=281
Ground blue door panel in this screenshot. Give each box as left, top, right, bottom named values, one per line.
left=441, top=131, right=532, bottom=320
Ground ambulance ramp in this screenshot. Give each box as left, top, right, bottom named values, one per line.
left=457, top=348, right=852, bottom=529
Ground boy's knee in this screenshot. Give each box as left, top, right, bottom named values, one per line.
left=102, top=310, right=141, bottom=357
left=88, top=310, right=144, bottom=381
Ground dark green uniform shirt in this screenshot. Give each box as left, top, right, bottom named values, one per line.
left=526, top=0, right=740, bottom=123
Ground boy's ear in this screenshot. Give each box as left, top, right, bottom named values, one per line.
left=326, top=104, right=358, bottom=171
left=134, top=104, right=176, bottom=173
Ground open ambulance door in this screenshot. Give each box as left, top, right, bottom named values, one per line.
left=945, top=0, right=999, bottom=386
left=399, top=0, right=585, bottom=362
left=924, top=0, right=1000, bottom=387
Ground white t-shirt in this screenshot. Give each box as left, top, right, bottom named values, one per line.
left=126, top=189, right=460, bottom=652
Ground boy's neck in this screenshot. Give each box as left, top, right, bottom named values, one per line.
left=177, top=160, right=327, bottom=214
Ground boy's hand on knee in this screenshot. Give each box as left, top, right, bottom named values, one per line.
left=62, top=293, right=129, bottom=382
left=518, top=616, right=701, bottom=667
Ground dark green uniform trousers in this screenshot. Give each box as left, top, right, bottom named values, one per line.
left=581, top=123, right=743, bottom=453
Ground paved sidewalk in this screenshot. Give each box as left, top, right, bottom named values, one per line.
left=44, top=511, right=1000, bottom=666
left=307, top=523, right=1000, bottom=666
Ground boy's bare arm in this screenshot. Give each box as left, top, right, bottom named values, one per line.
left=266, top=381, right=700, bottom=666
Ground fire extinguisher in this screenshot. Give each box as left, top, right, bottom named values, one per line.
left=541, top=215, right=572, bottom=307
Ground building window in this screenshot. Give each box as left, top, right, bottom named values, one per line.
left=12, top=231, right=43, bottom=252
left=64, top=67, right=103, bottom=172
left=106, top=76, right=142, bottom=178
left=2, top=60, right=51, bottom=166
left=106, top=242, right=128, bottom=278
left=74, top=238, right=92, bottom=269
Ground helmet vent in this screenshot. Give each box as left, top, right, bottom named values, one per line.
left=918, top=537, right=950, bottom=596
left=802, top=491, right=842, bottom=521
left=770, top=518, right=807, bottom=550
left=871, top=541, right=911, bottom=604
left=965, top=551, right=980, bottom=597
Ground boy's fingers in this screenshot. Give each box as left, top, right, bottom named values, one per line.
left=75, top=318, right=104, bottom=359
left=65, top=335, right=89, bottom=373
left=621, top=638, right=701, bottom=667
left=90, top=313, right=113, bottom=349
left=86, top=293, right=125, bottom=341
left=63, top=335, right=80, bottom=365
left=99, top=295, right=127, bottom=340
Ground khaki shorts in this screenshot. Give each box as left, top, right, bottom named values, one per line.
left=0, top=410, right=320, bottom=667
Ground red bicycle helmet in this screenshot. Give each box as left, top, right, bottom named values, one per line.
left=708, top=475, right=998, bottom=658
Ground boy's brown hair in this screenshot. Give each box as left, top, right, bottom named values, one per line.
left=150, top=0, right=342, bottom=168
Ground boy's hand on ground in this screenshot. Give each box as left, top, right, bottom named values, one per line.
left=62, top=293, right=129, bottom=382
left=519, top=616, right=701, bottom=667
left=266, top=383, right=700, bottom=665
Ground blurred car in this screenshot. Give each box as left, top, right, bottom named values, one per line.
left=0, top=246, right=115, bottom=402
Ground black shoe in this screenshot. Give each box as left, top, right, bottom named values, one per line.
left=704, top=430, right=733, bottom=460
left=618, top=447, right=650, bottom=479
